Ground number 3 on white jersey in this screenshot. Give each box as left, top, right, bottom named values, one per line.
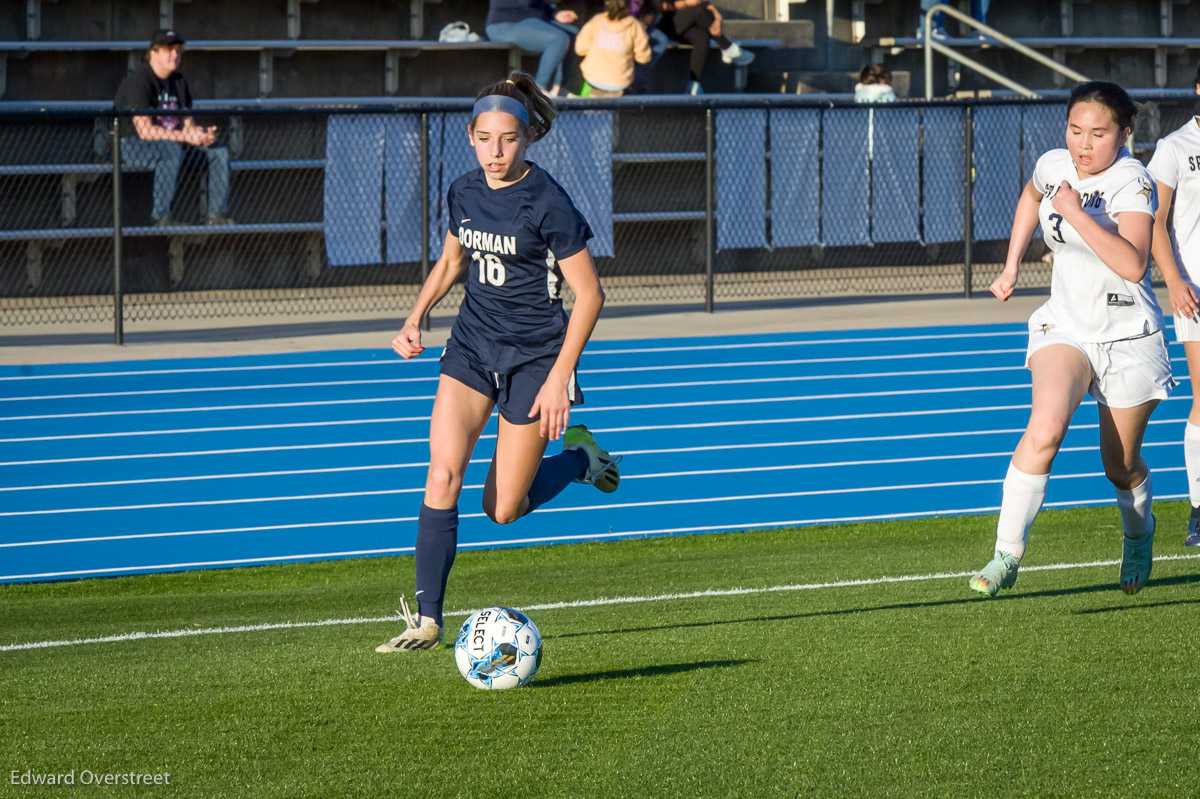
left=472, top=251, right=507, bottom=287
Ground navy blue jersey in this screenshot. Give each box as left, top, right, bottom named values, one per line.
left=446, top=162, right=593, bottom=374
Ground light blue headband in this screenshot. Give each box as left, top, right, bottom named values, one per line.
left=472, top=94, right=531, bottom=125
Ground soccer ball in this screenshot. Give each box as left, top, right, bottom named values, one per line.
left=453, top=607, right=542, bottom=690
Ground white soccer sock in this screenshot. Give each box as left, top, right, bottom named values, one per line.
left=1184, top=423, right=1200, bottom=506
left=1116, top=472, right=1154, bottom=540
left=995, top=462, right=1048, bottom=561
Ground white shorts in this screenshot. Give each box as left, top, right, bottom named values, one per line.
left=1025, top=310, right=1173, bottom=408
left=1173, top=308, right=1200, bottom=342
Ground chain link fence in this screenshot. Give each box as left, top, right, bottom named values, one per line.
left=1, top=93, right=1193, bottom=339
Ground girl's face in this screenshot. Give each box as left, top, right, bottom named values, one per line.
left=469, top=111, right=531, bottom=185
left=1065, top=100, right=1129, bottom=179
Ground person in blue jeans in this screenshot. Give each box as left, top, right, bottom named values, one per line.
left=918, top=0, right=991, bottom=40
left=485, top=1, right=579, bottom=94
left=113, top=29, right=232, bottom=226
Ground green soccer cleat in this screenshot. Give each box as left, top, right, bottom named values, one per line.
left=563, top=424, right=621, bottom=493
left=1120, top=524, right=1155, bottom=595
left=968, top=550, right=1020, bottom=597
left=375, top=595, right=442, bottom=652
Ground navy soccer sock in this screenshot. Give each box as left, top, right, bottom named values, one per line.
left=524, top=449, right=589, bottom=515
left=414, top=503, right=458, bottom=628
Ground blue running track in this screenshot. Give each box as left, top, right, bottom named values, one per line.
left=0, top=323, right=1191, bottom=583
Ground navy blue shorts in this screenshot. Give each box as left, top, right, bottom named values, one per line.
left=439, top=343, right=584, bottom=425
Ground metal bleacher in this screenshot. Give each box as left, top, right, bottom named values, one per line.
left=859, top=0, right=1200, bottom=93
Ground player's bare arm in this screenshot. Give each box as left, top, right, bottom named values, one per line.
left=992, top=179, right=1043, bottom=301
left=1151, top=180, right=1200, bottom=318
left=392, top=231, right=467, bottom=359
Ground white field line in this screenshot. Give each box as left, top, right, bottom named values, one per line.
left=4, top=549, right=1198, bottom=652
left=0, top=364, right=1029, bottom=423
left=6, top=464, right=1185, bottom=533
left=0, top=330, right=1031, bottom=384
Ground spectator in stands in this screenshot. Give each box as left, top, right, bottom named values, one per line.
left=657, top=1, right=754, bottom=95
left=486, top=1, right=580, bottom=96
left=854, top=63, right=897, bottom=103
left=113, top=29, right=232, bottom=226
left=630, top=0, right=671, bottom=93
left=916, top=0, right=990, bottom=41
left=575, top=0, right=653, bottom=96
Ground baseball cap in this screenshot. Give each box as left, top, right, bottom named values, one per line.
left=149, top=29, right=185, bottom=48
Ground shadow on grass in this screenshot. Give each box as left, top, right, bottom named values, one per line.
left=1073, top=597, right=1200, bottom=615
left=547, top=573, right=1200, bottom=640
left=531, top=658, right=756, bottom=688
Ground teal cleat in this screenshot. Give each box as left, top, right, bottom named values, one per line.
left=1120, top=524, right=1155, bottom=595
left=563, top=425, right=621, bottom=493
left=1186, top=506, right=1200, bottom=547
left=968, top=550, right=1020, bottom=597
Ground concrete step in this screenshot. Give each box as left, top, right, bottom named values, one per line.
left=721, top=19, right=815, bottom=49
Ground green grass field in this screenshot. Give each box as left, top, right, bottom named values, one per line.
left=3, top=503, right=1199, bottom=798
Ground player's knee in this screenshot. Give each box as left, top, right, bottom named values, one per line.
left=425, top=466, right=462, bottom=505
left=1103, top=460, right=1141, bottom=489
left=484, top=500, right=522, bottom=526
left=1023, top=421, right=1067, bottom=456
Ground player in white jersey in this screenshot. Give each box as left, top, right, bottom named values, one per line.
left=1147, top=61, right=1200, bottom=548
left=973, top=81, right=1169, bottom=597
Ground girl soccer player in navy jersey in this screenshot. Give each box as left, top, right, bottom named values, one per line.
left=376, top=72, right=621, bottom=652
left=1147, top=61, right=1200, bottom=548
left=972, top=81, right=1168, bottom=597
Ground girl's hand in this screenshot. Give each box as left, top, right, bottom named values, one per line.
left=555, top=9, right=577, bottom=24
left=529, top=376, right=571, bottom=441
left=990, top=265, right=1019, bottom=302
left=1168, top=279, right=1200, bottom=320
left=391, top=321, right=424, bottom=359
left=1050, top=180, right=1081, bottom=216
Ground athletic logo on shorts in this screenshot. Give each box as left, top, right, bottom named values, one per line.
left=1107, top=293, right=1135, bottom=307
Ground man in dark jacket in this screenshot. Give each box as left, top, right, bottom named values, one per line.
left=113, top=29, right=232, bottom=225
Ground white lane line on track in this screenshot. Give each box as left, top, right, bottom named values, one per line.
left=2, top=413, right=1188, bottom=469
left=0, top=386, right=1046, bottom=443
left=4, top=548, right=1198, bottom=650
left=0, top=330, right=1033, bottom=384
left=6, top=438, right=1184, bottom=494
left=0, top=365, right=1032, bottom=422
left=0, top=349, right=1032, bottom=402
left=7, top=465, right=1184, bottom=530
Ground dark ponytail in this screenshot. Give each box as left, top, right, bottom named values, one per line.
left=474, top=71, right=557, bottom=142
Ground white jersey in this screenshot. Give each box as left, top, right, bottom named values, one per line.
left=1147, top=117, right=1200, bottom=286
left=1034, top=147, right=1162, bottom=342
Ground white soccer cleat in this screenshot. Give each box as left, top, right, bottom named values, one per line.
left=375, top=594, right=442, bottom=652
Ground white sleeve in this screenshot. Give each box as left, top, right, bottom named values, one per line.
left=1147, top=137, right=1180, bottom=189
left=1107, top=172, right=1158, bottom=219
left=1031, top=151, right=1056, bottom=193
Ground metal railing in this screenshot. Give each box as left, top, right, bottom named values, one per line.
left=1, top=93, right=1194, bottom=344
left=923, top=3, right=1090, bottom=98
